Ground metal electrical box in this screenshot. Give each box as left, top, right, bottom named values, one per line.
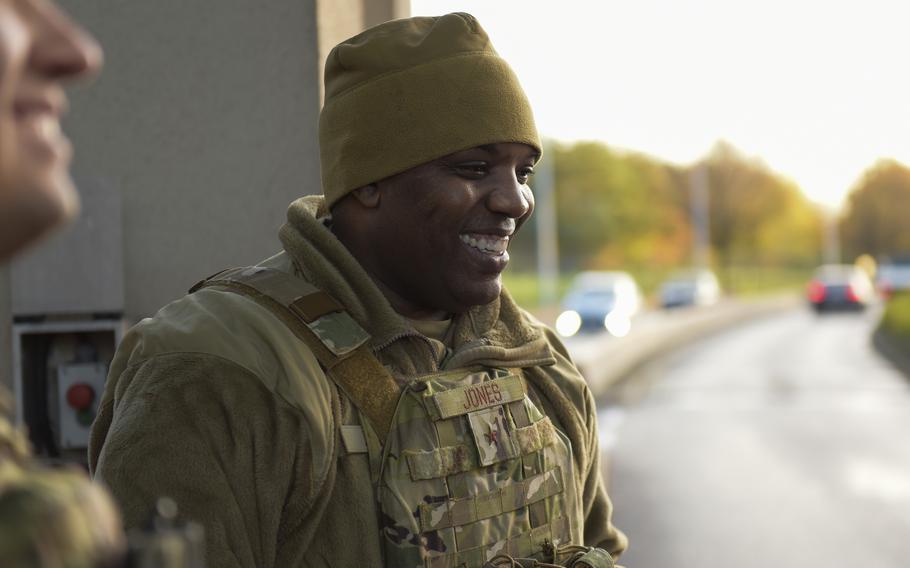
left=12, top=320, right=124, bottom=461
left=56, top=362, right=107, bottom=449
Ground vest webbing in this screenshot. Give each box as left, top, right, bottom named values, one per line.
left=190, top=266, right=400, bottom=441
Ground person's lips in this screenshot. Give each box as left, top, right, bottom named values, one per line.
left=13, top=93, right=70, bottom=160
left=14, top=92, right=66, bottom=120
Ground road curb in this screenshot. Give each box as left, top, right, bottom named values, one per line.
left=573, top=295, right=801, bottom=398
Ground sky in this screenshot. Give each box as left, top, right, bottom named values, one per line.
left=411, top=0, right=910, bottom=210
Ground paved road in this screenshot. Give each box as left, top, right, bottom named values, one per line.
left=595, top=305, right=910, bottom=567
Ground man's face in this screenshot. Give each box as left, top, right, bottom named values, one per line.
left=366, top=142, right=538, bottom=317
left=0, top=0, right=101, bottom=261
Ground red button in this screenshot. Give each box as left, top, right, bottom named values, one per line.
left=66, top=383, right=95, bottom=411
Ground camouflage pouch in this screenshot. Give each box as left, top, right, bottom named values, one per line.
left=378, top=367, right=582, bottom=568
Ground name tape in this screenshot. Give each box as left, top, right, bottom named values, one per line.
left=432, top=374, right=525, bottom=419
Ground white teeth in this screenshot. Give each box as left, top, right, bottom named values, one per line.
left=460, top=233, right=509, bottom=255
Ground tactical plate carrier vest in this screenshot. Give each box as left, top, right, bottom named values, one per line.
left=378, top=367, right=578, bottom=567
left=192, top=267, right=610, bottom=568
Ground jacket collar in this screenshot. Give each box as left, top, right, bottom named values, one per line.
left=278, top=196, right=554, bottom=371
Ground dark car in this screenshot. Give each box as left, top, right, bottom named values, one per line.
left=807, top=264, right=875, bottom=312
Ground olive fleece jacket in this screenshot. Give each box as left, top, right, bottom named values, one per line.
left=89, top=196, right=627, bottom=567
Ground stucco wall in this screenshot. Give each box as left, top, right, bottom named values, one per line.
left=0, top=0, right=410, bottom=397
left=63, top=0, right=324, bottom=322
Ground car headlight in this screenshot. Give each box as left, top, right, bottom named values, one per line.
left=556, top=310, right=582, bottom=337
left=604, top=311, right=631, bottom=337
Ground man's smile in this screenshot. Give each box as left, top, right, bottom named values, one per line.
left=459, top=232, right=510, bottom=256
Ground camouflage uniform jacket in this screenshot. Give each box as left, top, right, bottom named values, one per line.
left=0, top=390, right=123, bottom=567
left=89, top=195, right=627, bottom=567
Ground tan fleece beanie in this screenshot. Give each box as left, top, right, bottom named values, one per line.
left=319, top=12, right=541, bottom=209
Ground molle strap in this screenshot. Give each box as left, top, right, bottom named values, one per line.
left=520, top=366, right=588, bottom=488
left=419, top=466, right=564, bottom=532
left=192, top=266, right=400, bottom=441
left=405, top=417, right=557, bottom=480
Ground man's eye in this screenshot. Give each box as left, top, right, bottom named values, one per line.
left=517, top=167, right=535, bottom=184
left=454, top=162, right=488, bottom=177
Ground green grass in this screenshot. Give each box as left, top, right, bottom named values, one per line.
left=502, top=272, right=575, bottom=309
left=881, top=292, right=910, bottom=338
left=504, top=266, right=812, bottom=310
left=716, top=266, right=813, bottom=296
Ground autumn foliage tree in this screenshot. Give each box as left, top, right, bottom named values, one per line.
left=510, top=140, right=823, bottom=285
left=551, top=142, right=691, bottom=271
left=700, top=142, right=822, bottom=271
left=840, top=159, right=910, bottom=260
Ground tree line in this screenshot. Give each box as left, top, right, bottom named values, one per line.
left=511, top=140, right=910, bottom=286
left=840, top=159, right=910, bottom=262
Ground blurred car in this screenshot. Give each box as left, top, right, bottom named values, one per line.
left=555, top=271, right=643, bottom=337
left=875, top=262, right=910, bottom=299
left=806, top=264, right=875, bottom=312
left=659, top=269, right=721, bottom=309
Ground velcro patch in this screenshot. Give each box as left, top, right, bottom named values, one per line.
left=419, top=466, right=564, bottom=532
left=304, top=310, right=369, bottom=356
left=468, top=406, right=518, bottom=466
left=431, top=374, right=525, bottom=419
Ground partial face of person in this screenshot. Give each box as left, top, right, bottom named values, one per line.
left=0, top=0, right=101, bottom=261
left=367, top=142, right=538, bottom=317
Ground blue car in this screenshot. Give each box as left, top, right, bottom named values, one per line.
left=556, top=271, right=642, bottom=337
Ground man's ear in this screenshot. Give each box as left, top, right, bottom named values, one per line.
left=350, top=184, right=380, bottom=208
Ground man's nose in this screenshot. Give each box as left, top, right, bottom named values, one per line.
left=29, top=2, right=103, bottom=81
left=487, top=172, right=532, bottom=219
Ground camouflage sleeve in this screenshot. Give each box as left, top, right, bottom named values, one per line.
left=91, top=352, right=336, bottom=568
left=0, top=466, right=125, bottom=567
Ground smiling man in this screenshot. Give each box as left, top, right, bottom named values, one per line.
left=91, top=12, right=626, bottom=568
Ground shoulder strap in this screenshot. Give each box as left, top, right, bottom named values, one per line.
left=190, top=266, right=400, bottom=441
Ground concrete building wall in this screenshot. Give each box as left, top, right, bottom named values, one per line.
left=63, top=0, right=324, bottom=322
left=0, top=1, right=410, bottom=402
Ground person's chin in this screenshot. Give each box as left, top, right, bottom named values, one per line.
left=20, top=169, right=80, bottom=228
left=456, top=277, right=503, bottom=310
left=0, top=175, right=78, bottom=259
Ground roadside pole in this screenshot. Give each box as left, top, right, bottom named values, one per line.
left=535, top=139, right=559, bottom=307
left=689, top=162, right=711, bottom=269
